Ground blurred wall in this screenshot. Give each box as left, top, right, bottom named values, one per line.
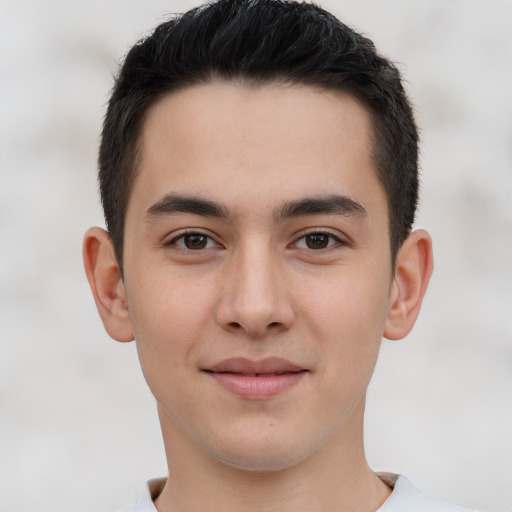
left=0, top=1, right=510, bottom=511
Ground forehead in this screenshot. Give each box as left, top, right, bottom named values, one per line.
left=130, top=81, right=384, bottom=220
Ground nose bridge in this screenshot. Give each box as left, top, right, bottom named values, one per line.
left=239, top=237, right=277, bottom=304
left=217, top=235, right=293, bottom=336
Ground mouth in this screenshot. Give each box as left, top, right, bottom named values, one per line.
left=203, top=357, right=308, bottom=399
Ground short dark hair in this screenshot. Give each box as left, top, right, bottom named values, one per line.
left=99, top=0, right=419, bottom=269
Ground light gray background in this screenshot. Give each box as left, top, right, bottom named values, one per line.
left=1, top=1, right=511, bottom=511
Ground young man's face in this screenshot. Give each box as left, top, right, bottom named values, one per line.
left=113, top=82, right=406, bottom=470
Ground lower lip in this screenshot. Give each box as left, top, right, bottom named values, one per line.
left=207, top=371, right=306, bottom=399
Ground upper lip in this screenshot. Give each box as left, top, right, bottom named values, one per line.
left=206, top=357, right=306, bottom=375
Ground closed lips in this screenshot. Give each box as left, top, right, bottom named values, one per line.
left=204, top=357, right=309, bottom=398
left=205, top=357, right=307, bottom=375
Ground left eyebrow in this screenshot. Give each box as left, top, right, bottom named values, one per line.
left=145, top=193, right=233, bottom=221
left=273, top=194, right=367, bottom=222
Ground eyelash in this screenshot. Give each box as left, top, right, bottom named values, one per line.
left=293, top=231, right=346, bottom=250
left=166, top=230, right=221, bottom=251
left=166, top=230, right=347, bottom=252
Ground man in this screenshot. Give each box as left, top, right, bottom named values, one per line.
left=83, top=1, right=476, bottom=510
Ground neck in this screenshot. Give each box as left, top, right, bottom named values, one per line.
left=154, top=400, right=391, bottom=512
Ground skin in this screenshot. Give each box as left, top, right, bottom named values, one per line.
left=84, top=82, right=433, bottom=511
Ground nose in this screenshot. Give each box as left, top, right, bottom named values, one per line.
left=215, top=240, right=295, bottom=337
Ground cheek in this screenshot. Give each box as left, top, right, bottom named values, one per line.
left=125, top=272, right=220, bottom=416
left=301, top=264, right=391, bottom=373
left=125, top=269, right=216, bottom=364
left=304, top=265, right=390, bottom=331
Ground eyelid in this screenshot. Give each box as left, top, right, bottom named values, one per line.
left=291, top=228, right=351, bottom=250
left=165, top=229, right=223, bottom=250
left=163, top=228, right=351, bottom=251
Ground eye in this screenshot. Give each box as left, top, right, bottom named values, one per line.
left=169, top=232, right=218, bottom=250
left=294, top=232, right=342, bottom=250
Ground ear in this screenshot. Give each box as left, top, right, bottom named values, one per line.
left=83, top=227, right=134, bottom=342
left=384, top=229, right=433, bottom=340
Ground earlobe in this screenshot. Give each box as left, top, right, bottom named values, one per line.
left=83, top=227, right=134, bottom=342
left=384, top=229, right=433, bottom=341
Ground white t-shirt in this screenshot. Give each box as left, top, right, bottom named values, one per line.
left=118, top=473, right=477, bottom=511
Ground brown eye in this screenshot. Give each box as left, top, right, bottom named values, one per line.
left=170, top=233, right=216, bottom=250
left=293, top=232, right=343, bottom=251
left=305, top=233, right=331, bottom=249
left=183, top=234, right=208, bottom=249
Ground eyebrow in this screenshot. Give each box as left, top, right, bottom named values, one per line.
left=273, top=194, right=367, bottom=222
left=145, top=193, right=366, bottom=222
left=146, top=193, right=232, bottom=221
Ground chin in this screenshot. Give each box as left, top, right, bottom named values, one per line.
left=208, top=432, right=317, bottom=473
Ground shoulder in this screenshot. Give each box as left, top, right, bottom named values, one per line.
left=117, top=478, right=166, bottom=512
left=377, top=474, right=478, bottom=512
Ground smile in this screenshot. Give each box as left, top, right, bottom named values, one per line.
left=204, top=357, right=309, bottom=399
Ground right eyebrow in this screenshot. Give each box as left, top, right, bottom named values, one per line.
left=273, top=194, right=367, bottom=222
left=145, top=193, right=233, bottom=221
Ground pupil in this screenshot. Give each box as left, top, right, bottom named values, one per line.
left=306, top=234, right=329, bottom=249
left=185, top=234, right=207, bottom=249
